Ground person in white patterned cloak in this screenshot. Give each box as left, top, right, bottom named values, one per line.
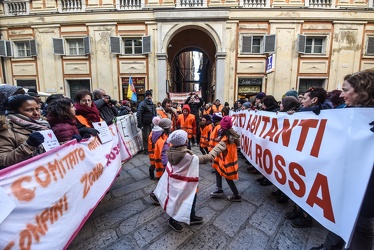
left=153, top=129, right=225, bottom=232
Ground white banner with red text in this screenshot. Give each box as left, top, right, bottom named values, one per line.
left=232, top=108, right=374, bottom=245
left=0, top=124, right=131, bottom=250
left=116, top=114, right=143, bottom=155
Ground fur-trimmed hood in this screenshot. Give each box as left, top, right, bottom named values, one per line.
left=0, top=115, right=8, bottom=132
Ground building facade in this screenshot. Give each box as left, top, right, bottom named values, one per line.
left=1, top=0, right=374, bottom=104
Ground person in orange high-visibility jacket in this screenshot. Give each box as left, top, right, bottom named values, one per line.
left=210, top=116, right=241, bottom=202
left=212, top=99, right=223, bottom=113
left=148, top=116, right=171, bottom=179
left=199, top=114, right=213, bottom=155
left=177, top=104, right=196, bottom=149
left=157, top=98, right=178, bottom=132
left=202, top=103, right=213, bottom=116
left=209, top=113, right=223, bottom=173
left=149, top=118, right=172, bottom=179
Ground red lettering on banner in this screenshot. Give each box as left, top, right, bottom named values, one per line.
left=240, top=134, right=252, bottom=160
left=311, top=119, right=327, bottom=157
left=106, top=143, right=120, bottom=166
left=274, top=155, right=286, bottom=185
left=296, top=119, right=319, bottom=152
left=245, top=114, right=252, bottom=131
left=288, top=162, right=306, bottom=198
left=306, top=173, right=335, bottom=222
left=262, top=117, right=279, bottom=142
left=273, top=119, right=299, bottom=147
left=11, top=148, right=85, bottom=202
left=88, top=136, right=101, bottom=151
left=5, top=194, right=69, bottom=250
left=259, top=116, right=271, bottom=138
left=255, top=143, right=263, bottom=169
left=81, top=163, right=104, bottom=198
left=262, top=149, right=273, bottom=175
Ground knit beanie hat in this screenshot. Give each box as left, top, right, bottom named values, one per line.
left=167, top=130, right=188, bottom=146
left=285, top=90, right=298, bottom=99
left=145, top=90, right=152, bottom=96
left=152, top=117, right=161, bottom=126
left=212, top=112, right=223, bottom=124
left=220, top=116, right=233, bottom=130
left=158, top=118, right=172, bottom=129
left=242, top=102, right=252, bottom=109
left=202, top=114, right=212, bottom=122
left=256, top=92, right=266, bottom=100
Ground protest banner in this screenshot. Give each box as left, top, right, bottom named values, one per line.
left=116, top=114, right=143, bottom=156
left=232, top=108, right=374, bottom=245
left=0, top=124, right=131, bottom=250
left=168, top=91, right=202, bottom=104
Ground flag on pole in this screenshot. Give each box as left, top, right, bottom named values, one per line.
left=126, top=76, right=137, bottom=102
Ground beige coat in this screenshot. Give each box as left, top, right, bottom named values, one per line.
left=0, top=116, right=37, bottom=169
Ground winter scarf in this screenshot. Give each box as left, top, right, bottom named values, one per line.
left=74, top=102, right=101, bottom=123
left=7, top=113, right=50, bottom=131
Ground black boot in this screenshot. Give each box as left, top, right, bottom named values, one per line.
left=149, top=166, right=155, bottom=179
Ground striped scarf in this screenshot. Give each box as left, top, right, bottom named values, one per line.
left=7, top=113, right=50, bottom=132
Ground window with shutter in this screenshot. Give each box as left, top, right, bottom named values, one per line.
left=14, top=41, right=31, bottom=57
left=264, top=34, right=276, bottom=54
left=6, top=41, right=13, bottom=57
left=84, top=36, right=90, bottom=55
left=242, top=36, right=252, bottom=53
left=366, top=37, right=374, bottom=55
left=30, top=40, right=37, bottom=56
left=142, top=36, right=151, bottom=54
left=0, top=41, right=6, bottom=57
left=297, top=34, right=306, bottom=54
left=53, top=38, right=65, bottom=55
left=110, top=36, right=121, bottom=54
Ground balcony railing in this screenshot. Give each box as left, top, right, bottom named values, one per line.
left=242, top=0, right=266, bottom=7
left=4, top=1, right=29, bottom=15
left=176, top=0, right=206, bottom=8
left=308, top=0, right=333, bottom=8
left=117, top=0, right=142, bottom=9
left=60, top=0, right=84, bottom=12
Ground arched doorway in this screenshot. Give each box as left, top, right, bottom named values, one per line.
left=166, top=28, right=216, bottom=103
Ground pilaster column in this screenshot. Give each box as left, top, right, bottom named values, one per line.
left=215, top=52, right=226, bottom=103
left=157, top=53, right=168, bottom=102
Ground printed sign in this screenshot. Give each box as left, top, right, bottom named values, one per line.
left=39, top=129, right=60, bottom=151
left=92, top=121, right=114, bottom=144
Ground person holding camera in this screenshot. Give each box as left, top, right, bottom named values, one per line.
left=93, top=88, right=118, bottom=125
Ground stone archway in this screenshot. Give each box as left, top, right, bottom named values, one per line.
left=157, top=24, right=224, bottom=103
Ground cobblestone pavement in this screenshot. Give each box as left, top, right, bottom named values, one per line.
left=68, top=147, right=327, bottom=250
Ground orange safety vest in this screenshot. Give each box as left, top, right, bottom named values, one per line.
left=200, top=123, right=213, bottom=148
left=154, top=134, right=168, bottom=178
left=75, top=115, right=103, bottom=128
left=203, top=107, right=212, bottom=115
left=209, top=124, right=221, bottom=171
left=177, top=113, right=196, bottom=139
left=215, top=135, right=238, bottom=180
left=212, top=104, right=223, bottom=113
left=148, top=131, right=155, bottom=169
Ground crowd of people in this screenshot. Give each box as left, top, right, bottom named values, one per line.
left=0, top=69, right=373, bottom=249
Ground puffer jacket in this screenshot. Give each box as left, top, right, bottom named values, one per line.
left=137, top=99, right=156, bottom=127
left=0, top=116, right=37, bottom=169
left=51, top=122, right=80, bottom=143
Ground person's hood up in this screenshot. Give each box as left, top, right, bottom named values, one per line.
left=152, top=130, right=163, bottom=143
left=182, top=104, right=191, bottom=113
left=166, top=146, right=193, bottom=165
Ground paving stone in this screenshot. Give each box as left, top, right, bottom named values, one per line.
left=229, top=227, right=270, bottom=250
left=105, top=236, right=139, bottom=250
left=127, top=167, right=148, bottom=180
left=90, top=190, right=144, bottom=218
left=111, top=178, right=153, bottom=197
left=119, top=205, right=164, bottom=235
left=129, top=156, right=149, bottom=167
left=181, top=226, right=228, bottom=250
left=213, top=201, right=255, bottom=237
left=69, top=229, right=118, bottom=250
left=248, top=200, right=287, bottom=236
left=94, top=199, right=147, bottom=230
left=147, top=226, right=194, bottom=249
left=68, top=221, right=94, bottom=246
left=133, top=217, right=170, bottom=248
left=271, top=220, right=309, bottom=250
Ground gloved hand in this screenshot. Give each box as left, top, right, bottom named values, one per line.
left=137, top=124, right=142, bottom=129
left=71, top=134, right=83, bottom=142
left=26, top=132, right=44, bottom=147
left=79, top=127, right=100, bottom=138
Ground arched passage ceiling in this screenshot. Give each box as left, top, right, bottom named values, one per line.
left=167, top=29, right=216, bottom=64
